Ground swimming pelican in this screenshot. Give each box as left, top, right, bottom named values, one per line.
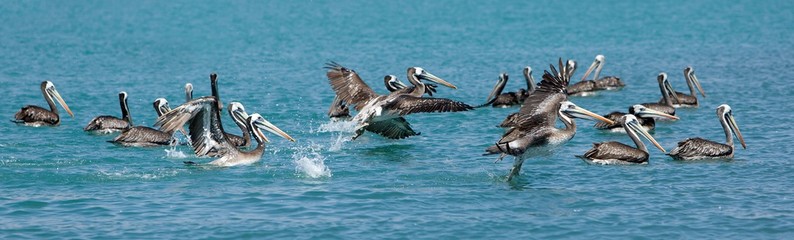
left=567, top=55, right=625, bottom=96
left=481, top=67, right=536, bottom=108
left=594, top=105, right=679, bottom=132
left=484, top=60, right=615, bottom=181
left=325, top=62, right=473, bottom=139
left=640, top=72, right=679, bottom=117
left=667, top=104, right=746, bottom=160
left=155, top=97, right=295, bottom=166
left=110, top=98, right=176, bottom=147
left=185, top=83, right=193, bottom=102
left=660, top=66, right=706, bottom=108
left=578, top=115, right=666, bottom=165
left=13, top=81, right=74, bottom=126
left=84, top=91, right=132, bottom=133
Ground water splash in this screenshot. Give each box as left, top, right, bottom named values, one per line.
left=328, top=135, right=349, bottom=152
left=316, top=120, right=357, bottom=133
left=291, top=146, right=332, bottom=178
left=164, top=146, right=189, bottom=159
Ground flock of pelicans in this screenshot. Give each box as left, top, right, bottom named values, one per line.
left=12, top=55, right=746, bottom=181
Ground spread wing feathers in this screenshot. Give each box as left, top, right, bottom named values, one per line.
left=327, top=96, right=351, bottom=118
left=14, top=105, right=58, bottom=125
left=383, top=95, right=474, bottom=116
left=668, top=138, right=732, bottom=159
left=364, top=117, right=419, bottom=139
left=511, top=60, right=572, bottom=129
left=155, top=97, right=232, bottom=156
left=581, top=142, right=648, bottom=163
left=325, top=61, right=378, bottom=108
left=111, top=126, right=172, bottom=146
left=594, top=112, right=626, bottom=129
left=84, top=116, right=130, bottom=131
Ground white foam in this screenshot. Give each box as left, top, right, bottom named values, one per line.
left=328, top=135, right=349, bottom=152
left=316, top=120, right=358, bottom=133
left=164, top=146, right=189, bottom=159
left=292, top=150, right=332, bottom=178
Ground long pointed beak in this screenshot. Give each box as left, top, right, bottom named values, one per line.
left=485, top=74, right=508, bottom=102
left=565, top=106, right=615, bottom=125
left=419, top=71, right=457, bottom=89
left=50, top=88, right=74, bottom=117
left=254, top=119, right=296, bottom=142
left=664, top=80, right=681, bottom=103
left=637, top=106, right=679, bottom=120
left=394, top=80, right=409, bottom=89
left=580, top=60, right=599, bottom=82
left=629, top=120, right=666, bottom=152
left=728, top=114, right=746, bottom=149
left=691, top=73, right=706, bottom=97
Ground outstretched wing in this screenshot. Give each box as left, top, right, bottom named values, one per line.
left=365, top=117, right=419, bottom=139
left=155, top=97, right=232, bottom=156
left=383, top=95, right=473, bottom=116
left=325, top=62, right=378, bottom=109
left=512, top=59, right=573, bottom=129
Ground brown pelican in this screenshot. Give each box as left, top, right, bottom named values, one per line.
left=155, top=97, right=295, bottom=166
left=110, top=98, right=176, bottom=147
left=594, top=104, right=679, bottom=132
left=185, top=83, right=193, bottom=102
left=568, top=55, right=625, bottom=96
left=640, top=72, right=679, bottom=117
left=481, top=67, right=536, bottom=108
left=498, top=61, right=574, bottom=129
left=327, top=75, right=414, bottom=120
left=328, top=96, right=351, bottom=120
left=667, top=104, right=746, bottom=160
left=578, top=115, right=666, bottom=165
left=484, top=60, right=615, bottom=181
left=13, top=81, right=74, bottom=126
left=225, top=102, right=252, bottom=148
left=659, top=66, right=705, bottom=108
left=325, top=62, right=472, bottom=139
left=84, top=91, right=132, bottom=133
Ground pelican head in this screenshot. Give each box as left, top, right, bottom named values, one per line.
left=630, top=104, right=679, bottom=120
left=247, top=113, right=296, bottom=143
left=581, top=55, right=605, bottom=81
left=185, top=83, right=193, bottom=102
left=685, top=66, right=706, bottom=97
left=622, top=114, right=666, bottom=152
left=384, top=75, right=408, bottom=92
left=153, top=98, right=171, bottom=117
left=409, top=67, right=457, bottom=89
left=559, top=101, right=615, bottom=125
left=485, top=73, right=509, bottom=103
left=523, top=66, right=536, bottom=92
left=566, top=60, right=577, bottom=78
left=717, top=104, right=746, bottom=149
left=228, top=102, right=250, bottom=128
left=41, top=81, right=74, bottom=117
left=659, top=72, right=681, bottom=103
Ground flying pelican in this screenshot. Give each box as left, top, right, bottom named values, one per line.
left=567, top=55, right=625, bottom=96
left=481, top=67, right=536, bottom=108
left=84, top=91, right=132, bottom=133
left=325, top=62, right=473, bottom=140
left=667, top=104, right=746, bottom=160
left=640, top=72, right=679, bottom=117
left=578, top=115, right=666, bottom=165
left=484, top=60, right=615, bottom=181
left=110, top=98, right=176, bottom=147
left=327, top=75, right=418, bottom=120
left=185, top=83, right=193, bottom=102
left=13, top=81, right=74, bottom=126
left=659, top=66, right=706, bottom=107
left=498, top=61, right=574, bottom=129
left=155, top=97, right=295, bottom=166
left=594, top=105, right=679, bottom=132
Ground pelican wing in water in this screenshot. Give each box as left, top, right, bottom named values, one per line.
left=363, top=117, right=419, bottom=139
left=579, top=142, right=648, bottom=164
left=111, top=127, right=173, bottom=147
left=668, top=138, right=732, bottom=160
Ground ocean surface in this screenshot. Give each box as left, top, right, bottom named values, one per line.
left=1, top=0, right=793, bottom=238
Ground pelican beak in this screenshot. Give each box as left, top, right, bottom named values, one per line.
left=564, top=105, right=615, bottom=125
left=48, top=87, right=74, bottom=117
left=628, top=119, right=666, bottom=152
left=232, top=108, right=250, bottom=125
left=663, top=79, right=681, bottom=103
left=580, top=59, right=600, bottom=82
left=637, top=106, right=679, bottom=120
left=485, top=74, right=508, bottom=102
left=394, top=80, right=409, bottom=89
left=727, top=112, right=746, bottom=149
left=418, top=70, right=457, bottom=89
left=253, top=118, right=296, bottom=142
left=690, top=72, right=706, bottom=98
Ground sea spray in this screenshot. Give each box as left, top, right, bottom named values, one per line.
left=164, top=145, right=188, bottom=159
left=316, top=120, right=358, bottom=133
left=291, top=144, right=332, bottom=178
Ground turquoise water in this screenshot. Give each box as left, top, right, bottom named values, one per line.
left=2, top=0, right=793, bottom=238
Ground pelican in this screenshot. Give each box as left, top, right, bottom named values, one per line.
left=110, top=98, right=176, bottom=147
left=498, top=61, right=574, bottom=129
left=578, top=115, right=666, bottom=165
left=567, top=55, right=625, bottom=96
left=659, top=66, right=705, bottom=108
left=594, top=105, right=679, bottom=132
left=484, top=60, right=615, bottom=181
left=13, top=81, right=74, bottom=126
left=328, top=96, right=351, bottom=120
left=640, top=72, right=679, bottom=117
left=185, top=83, right=193, bottom=102
left=84, top=91, right=132, bottom=133
left=481, top=67, right=536, bottom=108
left=325, top=62, right=473, bottom=140
left=155, top=97, right=295, bottom=166
left=668, top=104, right=746, bottom=160
left=327, top=75, right=417, bottom=120
left=225, top=102, right=252, bottom=148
